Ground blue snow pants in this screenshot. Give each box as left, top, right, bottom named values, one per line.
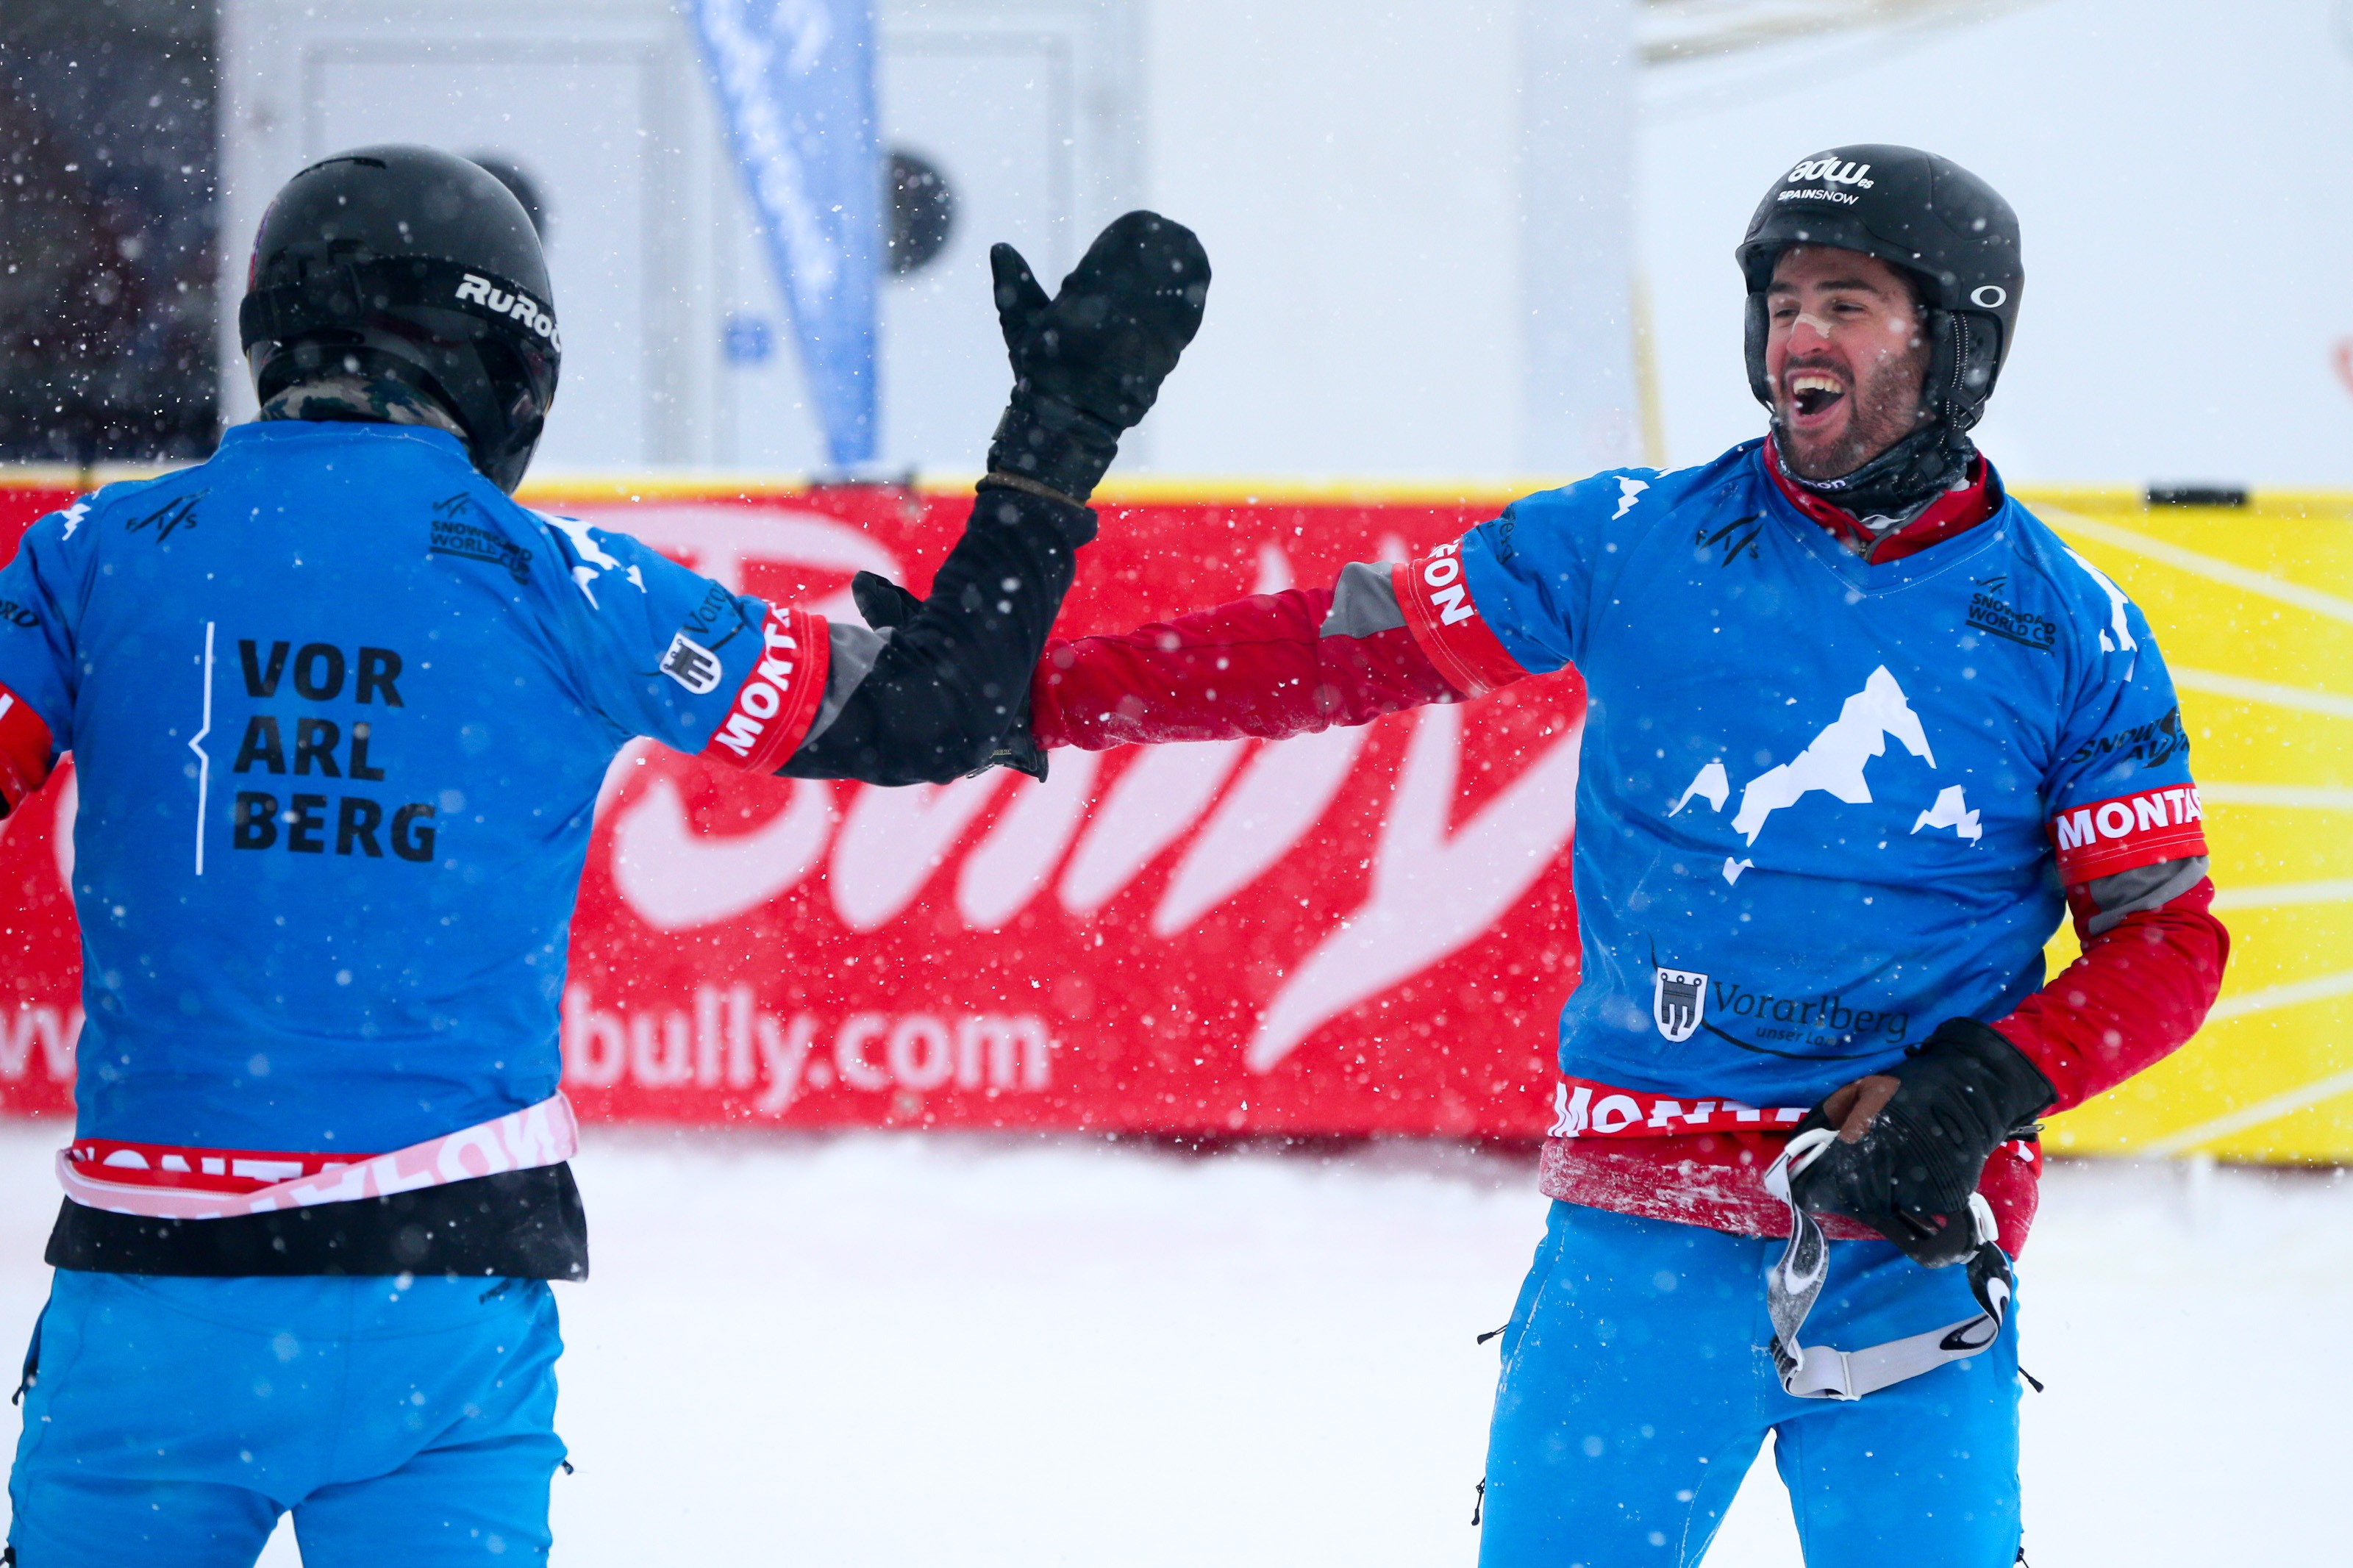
left=6, top=1270, right=565, bottom=1567
left=1479, top=1200, right=2021, bottom=1568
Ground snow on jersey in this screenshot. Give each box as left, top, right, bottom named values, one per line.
left=1408, top=439, right=2202, bottom=1109
left=0, top=420, right=826, bottom=1150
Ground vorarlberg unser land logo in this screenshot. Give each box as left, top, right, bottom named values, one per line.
left=1707, top=981, right=1910, bottom=1043
left=1651, top=964, right=1910, bottom=1047
left=1654, top=967, right=1706, bottom=1043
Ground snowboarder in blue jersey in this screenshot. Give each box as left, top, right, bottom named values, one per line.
left=1024, top=146, right=2228, bottom=1564
left=0, top=144, right=1207, bottom=1564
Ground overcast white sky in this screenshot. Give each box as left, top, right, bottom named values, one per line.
left=1635, top=0, right=2353, bottom=487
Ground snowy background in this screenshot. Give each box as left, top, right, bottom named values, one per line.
left=5, top=3, right=2352, bottom=1561
left=0, top=1129, right=2335, bottom=1563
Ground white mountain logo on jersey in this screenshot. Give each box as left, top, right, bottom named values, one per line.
left=2062, top=546, right=2138, bottom=655
left=1672, top=666, right=1977, bottom=884
left=533, top=509, right=648, bottom=608
left=1912, top=785, right=1983, bottom=843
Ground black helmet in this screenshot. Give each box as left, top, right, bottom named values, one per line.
left=1735, top=144, right=2021, bottom=432
left=239, top=146, right=560, bottom=493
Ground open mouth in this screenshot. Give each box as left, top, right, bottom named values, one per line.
left=1787, top=370, right=1846, bottom=420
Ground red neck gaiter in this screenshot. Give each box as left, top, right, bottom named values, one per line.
left=1762, top=437, right=2000, bottom=565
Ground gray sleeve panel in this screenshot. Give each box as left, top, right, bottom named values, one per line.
left=795, top=620, right=893, bottom=750
left=2082, top=855, right=2210, bottom=937
left=1319, top=561, right=1408, bottom=638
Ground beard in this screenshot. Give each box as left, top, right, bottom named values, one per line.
left=1776, top=351, right=1932, bottom=480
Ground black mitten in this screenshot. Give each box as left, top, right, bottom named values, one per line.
left=986, top=211, right=1210, bottom=502
left=1788, top=1019, right=2055, bottom=1267
left=849, top=569, right=1047, bottom=782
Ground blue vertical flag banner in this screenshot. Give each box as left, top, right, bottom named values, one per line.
left=685, top=0, right=882, bottom=466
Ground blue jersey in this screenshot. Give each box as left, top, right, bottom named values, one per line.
left=1428, top=441, right=2203, bottom=1107
left=0, top=420, right=829, bottom=1150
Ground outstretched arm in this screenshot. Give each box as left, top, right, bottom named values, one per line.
left=1033, top=551, right=1533, bottom=751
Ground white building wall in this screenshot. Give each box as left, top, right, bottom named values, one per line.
left=194, top=0, right=2353, bottom=489
left=1139, top=3, right=1522, bottom=479
left=1140, top=0, right=1640, bottom=479
left=217, top=0, right=733, bottom=471
left=214, top=0, right=1642, bottom=483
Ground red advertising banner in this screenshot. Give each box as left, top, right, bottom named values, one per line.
left=0, top=480, right=1582, bottom=1136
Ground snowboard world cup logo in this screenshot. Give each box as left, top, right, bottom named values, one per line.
left=1654, top=967, right=1706, bottom=1043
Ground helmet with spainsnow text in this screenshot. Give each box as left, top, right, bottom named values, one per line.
left=1735, top=144, right=2021, bottom=432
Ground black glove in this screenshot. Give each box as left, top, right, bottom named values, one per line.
left=782, top=487, right=1090, bottom=787
left=1787, top=1018, right=2055, bottom=1267
left=849, top=569, right=1048, bottom=781
left=986, top=210, right=1210, bottom=503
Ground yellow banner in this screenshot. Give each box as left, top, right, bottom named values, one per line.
left=2021, top=489, right=2353, bottom=1162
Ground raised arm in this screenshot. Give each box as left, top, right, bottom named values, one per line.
left=782, top=211, right=1209, bottom=786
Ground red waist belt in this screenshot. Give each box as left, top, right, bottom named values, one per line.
left=58, top=1095, right=579, bottom=1220
left=1535, top=1076, right=2043, bottom=1256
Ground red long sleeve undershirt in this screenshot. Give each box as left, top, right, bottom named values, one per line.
left=1032, top=584, right=1457, bottom=750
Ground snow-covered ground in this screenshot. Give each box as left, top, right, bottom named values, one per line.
left=0, top=1128, right=2344, bottom=1564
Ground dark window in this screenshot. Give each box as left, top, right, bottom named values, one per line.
left=885, top=148, right=954, bottom=278
left=0, top=1, right=218, bottom=464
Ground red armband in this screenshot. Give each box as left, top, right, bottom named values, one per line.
left=1391, top=545, right=1530, bottom=698
left=2047, top=785, right=2207, bottom=882
left=0, top=681, right=55, bottom=815
left=696, top=607, right=829, bottom=773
